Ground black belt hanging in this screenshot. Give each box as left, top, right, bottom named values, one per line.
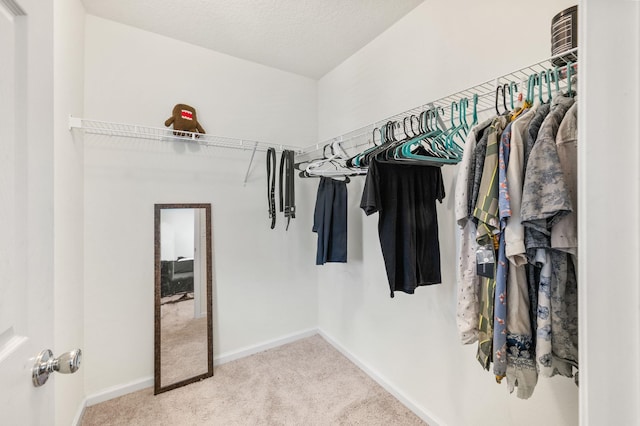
left=266, top=148, right=277, bottom=229
left=279, top=150, right=296, bottom=230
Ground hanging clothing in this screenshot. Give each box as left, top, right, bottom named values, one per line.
left=493, top=121, right=514, bottom=380
left=522, top=97, right=574, bottom=238
left=522, top=103, right=552, bottom=340
left=454, top=76, right=579, bottom=399
left=549, top=102, right=580, bottom=381
left=312, top=177, right=348, bottom=265
left=504, top=105, right=537, bottom=263
left=503, top=106, right=539, bottom=399
left=474, top=115, right=509, bottom=369
left=469, top=126, right=492, bottom=220
left=455, top=117, right=493, bottom=344
left=523, top=104, right=551, bottom=177
left=521, top=95, right=576, bottom=379
left=552, top=102, right=578, bottom=255
left=551, top=103, right=580, bottom=382
left=360, top=159, right=445, bottom=298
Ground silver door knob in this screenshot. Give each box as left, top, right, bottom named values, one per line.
left=32, top=349, right=82, bottom=387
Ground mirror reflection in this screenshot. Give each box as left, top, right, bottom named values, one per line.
left=155, top=204, right=213, bottom=394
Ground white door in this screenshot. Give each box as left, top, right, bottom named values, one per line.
left=0, top=2, right=55, bottom=424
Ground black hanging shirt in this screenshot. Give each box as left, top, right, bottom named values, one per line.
left=360, top=159, right=445, bottom=298
left=313, top=177, right=348, bottom=265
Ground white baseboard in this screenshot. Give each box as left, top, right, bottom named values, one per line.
left=72, top=400, right=86, bottom=426
left=75, top=328, right=440, bottom=426
left=215, top=327, right=318, bottom=366
left=317, top=329, right=445, bottom=426
left=86, top=376, right=154, bottom=407
left=74, top=328, right=320, bottom=424
left=72, top=376, right=154, bottom=426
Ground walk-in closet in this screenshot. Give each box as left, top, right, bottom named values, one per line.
left=1, top=0, right=638, bottom=425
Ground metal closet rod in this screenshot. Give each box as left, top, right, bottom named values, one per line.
left=68, top=117, right=304, bottom=154
left=296, top=48, right=578, bottom=161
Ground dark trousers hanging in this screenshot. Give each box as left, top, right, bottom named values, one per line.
left=313, top=177, right=347, bottom=265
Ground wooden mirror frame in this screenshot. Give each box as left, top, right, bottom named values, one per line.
left=154, top=203, right=213, bottom=395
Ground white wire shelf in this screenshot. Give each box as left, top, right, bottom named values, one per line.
left=296, top=48, right=578, bottom=162
left=71, top=48, right=578, bottom=164
left=69, top=117, right=304, bottom=154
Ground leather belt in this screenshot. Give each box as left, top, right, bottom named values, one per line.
left=279, top=150, right=296, bottom=230
left=266, top=147, right=277, bottom=229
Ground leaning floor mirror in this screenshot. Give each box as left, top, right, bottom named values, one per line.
left=154, top=203, right=213, bottom=394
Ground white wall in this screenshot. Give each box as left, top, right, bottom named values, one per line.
left=83, top=15, right=319, bottom=396
left=160, top=209, right=194, bottom=261
left=317, top=1, right=579, bottom=425
left=579, top=0, right=640, bottom=424
left=53, top=0, right=86, bottom=424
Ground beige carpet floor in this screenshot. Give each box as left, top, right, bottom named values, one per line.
left=81, top=334, right=427, bottom=425
left=160, top=296, right=208, bottom=386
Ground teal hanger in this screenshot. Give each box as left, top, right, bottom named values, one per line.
left=394, top=113, right=429, bottom=159
left=526, top=74, right=537, bottom=104
left=431, top=107, right=461, bottom=159
left=550, top=67, right=561, bottom=97
left=537, top=72, right=545, bottom=104
left=433, top=107, right=455, bottom=154
left=545, top=70, right=553, bottom=102
left=459, top=97, right=469, bottom=130
left=397, top=109, right=456, bottom=163
left=565, top=61, right=574, bottom=97
left=509, top=82, right=518, bottom=110
left=443, top=100, right=468, bottom=157
left=400, top=110, right=439, bottom=157
left=450, top=101, right=459, bottom=129
left=471, top=93, right=478, bottom=126
left=455, top=97, right=469, bottom=138
left=538, top=70, right=552, bottom=103
left=362, top=121, right=407, bottom=166
left=353, top=126, right=383, bottom=167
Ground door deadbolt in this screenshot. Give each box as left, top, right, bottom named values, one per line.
left=32, top=349, right=82, bottom=387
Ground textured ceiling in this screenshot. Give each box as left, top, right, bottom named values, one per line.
left=81, top=0, right=424, bottom=79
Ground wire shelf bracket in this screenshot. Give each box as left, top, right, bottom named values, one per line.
left=243, top=141, right=259, bottom=187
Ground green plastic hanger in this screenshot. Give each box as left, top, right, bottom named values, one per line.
left=459, top=97, right=469, bottom=129
left=538, top=70, right=553, bottom=103
left=443, top=100, right=468, bottom=157
left=397, top=109, right=457, bottom=164
left=526, top=73, right=538, bottom=104
left=471, top=93, right=478, bottom=126
left=433, top=106, right=463, bottom=159
left=459, top=97, right=470, bottom=135
left=550, top=67, right=561, bottom=97
left=566, top=61, right=574, bottom=97
left=509, top=82, right=518, bottom=110
left=353, top=126, right=384, bottom=167
left=450, top=101, right=459, bottom=130
left=538, top=71, right=545, bottom=104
